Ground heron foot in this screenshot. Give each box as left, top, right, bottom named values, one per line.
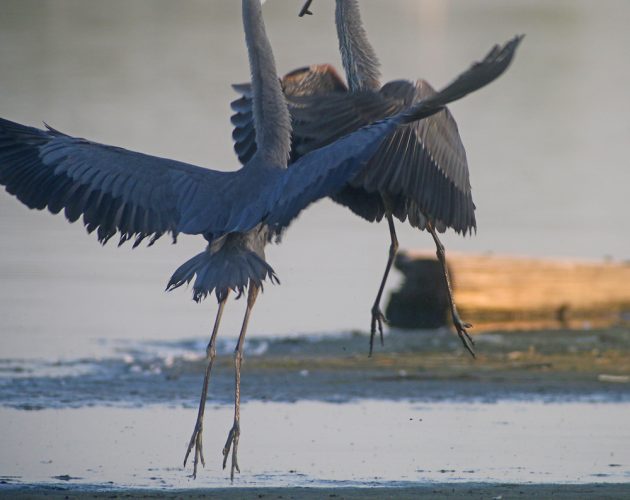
left=183, top=419, right=205, bottom=479
left=453, top=312, right=475, bottom=358
left=222, top=422, right=241, bottom=481
left=369, top=306, right=387, bottom=356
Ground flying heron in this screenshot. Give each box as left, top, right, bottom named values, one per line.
left=232, top=0, right=509, bottom=356
left=0, top=0, right=521, bottom=480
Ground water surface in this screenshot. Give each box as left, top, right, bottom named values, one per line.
left=1, top=401, right=629, bottom=488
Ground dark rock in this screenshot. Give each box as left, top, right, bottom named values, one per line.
left=386, top=254, right=450, bottom=329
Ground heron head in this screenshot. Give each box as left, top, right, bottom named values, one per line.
left=299, top=0, right=314, bottom=17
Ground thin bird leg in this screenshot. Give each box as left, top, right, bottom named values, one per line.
left=222, top=283, right=259, bottom=481
left=369, top=212, right=399, bottom=357
left=183, top=291, right=230, bottom=478
left=426, top=221, right=476, bottom=358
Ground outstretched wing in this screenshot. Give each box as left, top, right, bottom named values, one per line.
left=0, top=118, right=232, bottom=246
left=264, top=116, right=398, bottom=230
left=233, top=36, right=522, bottom=234
left=264, top=35, right=523, bottom=231
left=230, top=64, right=347, bottom=164
left=295, top=79, right=475, bottom=233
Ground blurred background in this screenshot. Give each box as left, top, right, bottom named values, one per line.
left=1, top=0, right=630, bottom=490
left=1, top=0, right=628, bottom=358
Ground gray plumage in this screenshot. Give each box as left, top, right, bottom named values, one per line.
left=168, top=224, right=278, bottom=303
left=231, top=0, right=522, bottom=355
left=336, top=0, right=381, bottom=92
left=232, top=5, right=475, bottom=235
left=242, top=0, right=292, bottom=166
left=0, top=35, right=520, bottom=300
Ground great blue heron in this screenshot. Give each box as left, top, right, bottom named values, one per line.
left=232, top=0, right=507, bottom=356
left=0, top=0, right=521, bottom=480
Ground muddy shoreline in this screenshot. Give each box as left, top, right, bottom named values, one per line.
left=4, top=327, right=628, bottom=410
left=2, top=328, right=629, bottom=493
left=2, top=483, right=630, bottom=499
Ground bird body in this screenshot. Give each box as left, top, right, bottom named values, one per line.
left=233, top=74, right=472, bottom=233
left=233, top=2, right=474, bottom=234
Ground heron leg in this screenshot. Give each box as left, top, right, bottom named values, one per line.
left=183, top=291, right=230, bottom=478
left=426, top=222, right=475, bottom=358
left=369, top=213, right=399, bottom=357
left=222, top=283, right=259, bottom=481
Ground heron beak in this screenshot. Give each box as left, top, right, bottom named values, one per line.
left=299, top=0, right=314, bottom=17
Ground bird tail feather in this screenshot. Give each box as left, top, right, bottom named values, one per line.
left=166, top=246, right=278, bottom=303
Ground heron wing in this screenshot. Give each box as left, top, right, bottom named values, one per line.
left=0, top=118, right=234, bottom=246
left=263, top=115, right=400, bottom=230
left=265, top=35, right=523, bottom=233
left=231, top=64, right=347, bottom=164
left=231, top=83, right=258, bottom=165
left=231, top=73, right=479, bottom=234
left=288, top=32, right=524, bottom=233
left=288, top=79, right=475, bottom=232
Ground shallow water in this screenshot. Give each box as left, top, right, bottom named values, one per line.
left=1, top=329, right=629, bottom=410
left=1, top=401, right=629, bottom=488
left=1, top=329, right=628, bottom=488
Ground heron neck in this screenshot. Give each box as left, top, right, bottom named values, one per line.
left=242, top=0, right=291, bottom=168
left=335, top=0, right=381, bottom=92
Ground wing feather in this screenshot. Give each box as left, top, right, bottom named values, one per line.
left=231, top=71, right=475, bottom=231
left=232, top=34, right=522, bottom=234
left=230, top=64, right=348, bottom=164
left=292, top=79, right=476, bottom=233
left=264, top=35, right=522, bottom=233
left=0, top=118, right=235, bottom=245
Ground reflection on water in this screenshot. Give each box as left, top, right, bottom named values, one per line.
left=1, top=401, right=629, bottom=487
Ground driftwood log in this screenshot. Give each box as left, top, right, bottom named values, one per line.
left=386, top=251, right=630, bottom=332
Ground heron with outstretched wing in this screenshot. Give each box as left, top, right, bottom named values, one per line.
left=0, top=0, right=521, bottom=480
left=232, top=0, right=522, bottom=357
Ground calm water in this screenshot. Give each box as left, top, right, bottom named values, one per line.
left=2, top=401, right=630, bottom=487
left=1, top=1, right=629, bottom=489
